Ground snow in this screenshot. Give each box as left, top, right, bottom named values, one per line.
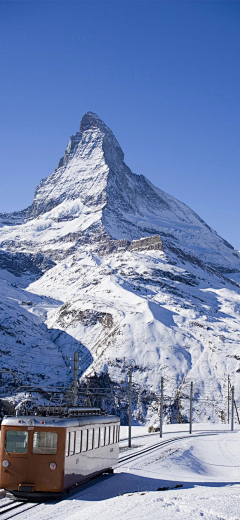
left=0, top=112, right=240, bottom=423
left=23, top=246, right=240, bottom=422
left=63, top=484, right=240, bottom=520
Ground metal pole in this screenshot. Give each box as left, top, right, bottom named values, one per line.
left=160, top=376, right=163, bottom=438
left=73, top=351, right=78, bottom=407
left=234, top=399, right=240, bottom=425
left=231, top=386, right=234, bottom=431
left=189, top=381, right=193, bottom=434
left=128, top=370, right=132, bottom=448
left=228, top=375, right=230, bottom=424
left=67, top=382, right=71, bottom=408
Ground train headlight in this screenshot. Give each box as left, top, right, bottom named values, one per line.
left=2, top=460, right=9, bottom=468
left=49, top=462, right=56, bottom=470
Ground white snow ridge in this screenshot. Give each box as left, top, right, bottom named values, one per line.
left=0, top=111, right=240, bottom=423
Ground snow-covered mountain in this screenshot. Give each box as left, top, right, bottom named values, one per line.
left=1, top=112, right=240, bottom=423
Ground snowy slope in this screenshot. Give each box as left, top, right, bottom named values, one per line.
left=0, top=112, right=240, bottom=421
left=0, top=264, right=92, bottom=392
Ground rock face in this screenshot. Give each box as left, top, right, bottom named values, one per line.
left=0, top=112, right=240, bottom=424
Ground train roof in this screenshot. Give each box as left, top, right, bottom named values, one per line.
left=1, top=414, right=120, bottom=428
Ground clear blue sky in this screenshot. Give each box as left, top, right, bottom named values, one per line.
left=0, top=1, right=239, bottom=248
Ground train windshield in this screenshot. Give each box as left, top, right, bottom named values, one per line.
left=33, top=432, right=58, bottom=454
left=5, top=430, right=28, bottom=453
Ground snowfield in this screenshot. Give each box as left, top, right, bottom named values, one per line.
left=65, top=485, right=240, bottom=520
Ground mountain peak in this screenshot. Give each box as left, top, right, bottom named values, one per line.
left=3, top=112, right=237, bottom=272
left=80, top=112, right=110, bottom=133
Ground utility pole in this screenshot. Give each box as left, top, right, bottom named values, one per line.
left=73, top=351, right=79, bottom=407
left=231, top=386, right=234, bottom=431
left=189, top=381, right=193, bottom=434
left=67, top=382, right=72, bottom=407
left=160, top=376, right=163, bottom=438
left=228, top=375, right=230, bottom=424
left=128, top=370, right=132, bottom=448
left=234, top=399, right=240, bottom=425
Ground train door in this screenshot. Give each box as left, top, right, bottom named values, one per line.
left=1, top=427, right=30, bottom=490
left=27, top=428, right=65, bottom=492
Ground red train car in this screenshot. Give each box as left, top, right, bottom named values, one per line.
left=0, top=409, right=120, bottom=501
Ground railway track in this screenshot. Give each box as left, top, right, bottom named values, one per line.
left=118, top=431, right=218, bottom=466
left=0, top=473, right=113, bottom=519
left=119, top=432, right=159, bottom=443
left=0, top=501, right=40, bottom=519
left=119, top=427, right=229, bottom=445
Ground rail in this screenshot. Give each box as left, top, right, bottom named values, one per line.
left=118, top=431, right=218, bottom=466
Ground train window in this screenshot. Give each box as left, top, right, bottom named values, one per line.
left=82, top=429, right=87, bottom=452
left=105, top=426, right=110, bottom=445
left=33, top=432, right=58, bottom=454
left=88, top=428, right=93, bottom=450
left=75, top=431, right=81, bottom=454
left=70, top=431, right=75, bottom=456
left=5, top=430, right=28, bottom=453
left=110, top=425, right=114, bottom=444
left=100, top=427, right=105, bottom=447
left=94, top=428, right=100, bottom=449
left=117, top=425, right=120, bottom=442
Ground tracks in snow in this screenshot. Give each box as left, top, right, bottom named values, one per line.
left=118, top=431, right=218, bottom=467
left=0, top=501, right=40, bottom=519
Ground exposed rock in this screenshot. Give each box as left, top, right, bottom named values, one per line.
left=0, top=250, right=55, bottom=278
left=57, top=304, right=114, bottom=329
left=128, top=235, right=163, bottom=252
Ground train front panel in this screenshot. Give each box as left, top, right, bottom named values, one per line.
left=0, top=419, right=65, bottom=495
